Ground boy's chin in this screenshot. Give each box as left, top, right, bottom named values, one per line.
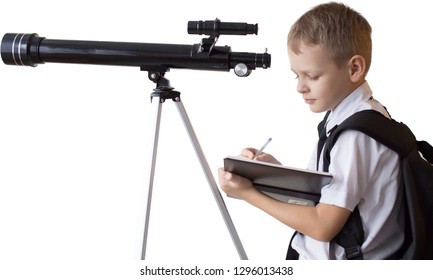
left=309, top=106, right=329, bottom=113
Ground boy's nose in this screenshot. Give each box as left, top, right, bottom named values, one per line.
left=297, top=79, right=309, bottom=94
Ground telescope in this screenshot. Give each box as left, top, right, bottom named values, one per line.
left=1, top=19, right=270, bottom=77
left=1, top=19, right=270, bottom=260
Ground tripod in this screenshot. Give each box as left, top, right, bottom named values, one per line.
left=140, top=68, right=248, bottom=260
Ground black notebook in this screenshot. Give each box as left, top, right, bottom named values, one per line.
left=223, top=156, right=333, bottom=205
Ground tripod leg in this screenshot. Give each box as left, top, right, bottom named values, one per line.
left=141, top=95, right=163, bottom=260
left=174, top=98, right=248, bottom=260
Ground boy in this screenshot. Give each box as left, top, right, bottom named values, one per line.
left=218, top=2, right=405, bottom=259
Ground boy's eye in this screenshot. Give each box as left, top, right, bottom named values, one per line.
left=292, top=72, right=319, bottom=81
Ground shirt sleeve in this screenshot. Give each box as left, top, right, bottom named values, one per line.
left=319, top=130, right=380, bottom=211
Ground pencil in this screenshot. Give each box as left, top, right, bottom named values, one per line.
left=255, top=137, right=272, bottom=157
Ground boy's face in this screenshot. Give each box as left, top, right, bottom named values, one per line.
left=288, top=43, right=354, bottom=113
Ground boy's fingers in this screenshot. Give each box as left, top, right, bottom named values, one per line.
left=240, top=148, right=256, bottom=159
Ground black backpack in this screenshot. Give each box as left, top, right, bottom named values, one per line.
left=287, top=109, right=433, bottom=259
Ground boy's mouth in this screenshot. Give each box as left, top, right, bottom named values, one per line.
left=304, top=98, right=315, bottom=104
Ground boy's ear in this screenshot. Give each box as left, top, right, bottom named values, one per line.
left=348, top=55, right=366, bottom=82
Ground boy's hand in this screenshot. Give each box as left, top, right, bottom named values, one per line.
left=240, top=148, right=281, bottom=165
left=218, top=167, right=258, bottom=200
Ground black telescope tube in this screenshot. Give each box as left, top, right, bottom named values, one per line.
left=1, top=33, right=270, bottom=71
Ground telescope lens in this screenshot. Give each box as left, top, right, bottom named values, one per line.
left=188, top=20, right=258, bottom=36
left=1, top=33, right=44, bottom=67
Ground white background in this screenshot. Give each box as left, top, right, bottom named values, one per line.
left=1, top=0, right=432, bottom=278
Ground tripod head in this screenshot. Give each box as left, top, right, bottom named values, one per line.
left=1, top=19, right=270, bottom=77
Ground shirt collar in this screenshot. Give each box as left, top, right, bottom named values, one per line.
left=325, top=81, right=373, bottom=135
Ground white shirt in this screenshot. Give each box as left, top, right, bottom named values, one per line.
left=292, top=82, right=405, bottom=259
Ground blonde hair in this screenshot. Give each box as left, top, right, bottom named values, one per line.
left=288, top=2, right=372, bottom=73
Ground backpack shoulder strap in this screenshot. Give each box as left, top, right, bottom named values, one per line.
left=323, top=110, right=417, bottom=171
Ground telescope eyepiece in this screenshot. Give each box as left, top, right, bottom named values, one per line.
left=188, top=19, right=258, bottom=36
